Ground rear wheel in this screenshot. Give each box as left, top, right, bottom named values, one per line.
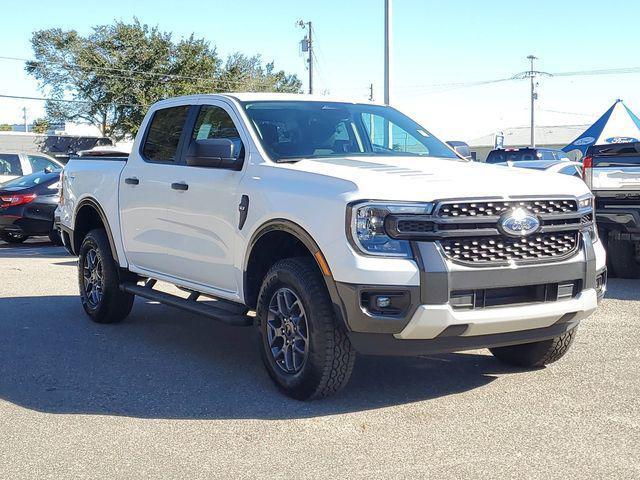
left=608, top=237, right=640, bottom=279
left=256, top=257, right=356, bottom=400
left=489, top=328, right=577, bottom=368
left=0, top=232, right=28, bottom=244
left=48, top=229, right=63, bottom=245
left=78, top=228, right=134, bottom=323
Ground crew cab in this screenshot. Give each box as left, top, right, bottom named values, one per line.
left=56, top=94, right=606, bottom=399
left=584, top=142, right=640, bottom=278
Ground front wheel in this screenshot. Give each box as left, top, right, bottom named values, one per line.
left=78, top=228, right=134, bottom=323
left=256, top=258, right=356, bottom=400
left=489, top=328, right=577, bottom=368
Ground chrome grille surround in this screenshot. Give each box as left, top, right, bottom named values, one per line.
left=384, top=197, right=591, bottom=266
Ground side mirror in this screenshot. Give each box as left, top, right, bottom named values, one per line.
left=185, top=138, right=243, bottom=170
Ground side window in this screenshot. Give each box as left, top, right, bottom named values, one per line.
left=192, top=105, right=243, bottom=158
left=27, top=155, right=58, bottom=172
left=0, top=154, right=22, bottom=176
left=361, top=113, right=429, bottom=155
left=142, top=106, right=190, bottom=162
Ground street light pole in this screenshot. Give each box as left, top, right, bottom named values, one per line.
left=512, top=56, right=551, bottom=148
left=384, top=0, right=392, bottom=105
left=528, top=55, right=537, bottom=147
left=297, top=20, right=314, bottom=94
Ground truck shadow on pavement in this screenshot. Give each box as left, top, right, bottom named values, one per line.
left=0, top=241, right=70, bottom=259
left=603, top=278, right=640, bottom=301
left=0, top=295, right=526, bottom=419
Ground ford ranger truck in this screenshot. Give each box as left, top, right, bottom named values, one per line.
left=56, top=94, right=606, bottom=400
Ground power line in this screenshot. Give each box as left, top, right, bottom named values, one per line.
left=0, top=55, right=296, bottom=89
left=0, top=93, right=142, bottom=107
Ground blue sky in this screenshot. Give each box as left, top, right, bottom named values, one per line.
left=1, top=0, right=639, bottom=139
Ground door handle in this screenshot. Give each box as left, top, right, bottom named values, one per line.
left=171, top=182, right=189, bottom=191
left=125, top=177, right=139, bottom=185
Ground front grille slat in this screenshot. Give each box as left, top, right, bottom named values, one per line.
left=438, top=199, right=578, bottom=218
left=439, top=232, right=580, bottom=264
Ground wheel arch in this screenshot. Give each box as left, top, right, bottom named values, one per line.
left=242, top=219, right=348, bottom=329
left=73, top=197, right=120, bottom=264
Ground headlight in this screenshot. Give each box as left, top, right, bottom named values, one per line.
left=348, top=201, right=434, bottom=257
left=577, top=194, right=594, bottom=210
left=577, top=194, right=598, bottom=243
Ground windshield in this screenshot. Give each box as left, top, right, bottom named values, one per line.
left=1, top=170, right=60, bottom=189
left=242, top=101, right=458, bottom=162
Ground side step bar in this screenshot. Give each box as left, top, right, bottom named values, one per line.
left=121, top=280, right=253, bottom=327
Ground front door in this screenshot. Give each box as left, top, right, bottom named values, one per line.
left=161, top=101, right=247, bottom=295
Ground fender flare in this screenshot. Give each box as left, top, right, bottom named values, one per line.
left=243, top=219, right=350, bottom=330
left=74, top=197, right=120, bottom=264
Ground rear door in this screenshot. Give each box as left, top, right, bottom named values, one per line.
left=161, top=100, right=247, bottom=295
left=119, top=103, right=191, bottom=275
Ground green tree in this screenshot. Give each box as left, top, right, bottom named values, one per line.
left=32, top=117, right=50, bottom=134
left=26, top=19, right=301, bottom=140
left=0, top=124, right=12, bottom=131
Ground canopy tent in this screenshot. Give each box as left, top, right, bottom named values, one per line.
left=563, top=99, right=640, bottom=159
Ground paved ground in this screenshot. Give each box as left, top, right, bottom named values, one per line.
left=0, top=238, right=638, bottom=479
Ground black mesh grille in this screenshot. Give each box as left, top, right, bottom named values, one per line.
left=396, top=219, right=434, bottom=233
left=440, top=232, right=579, bottom=264
left=438, top=199, right=577, bottom=217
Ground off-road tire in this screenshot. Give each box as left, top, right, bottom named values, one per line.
left=608, top=238, right=640, bottom=279
left=256, top=257, right=356, bottom=400
left=0, top=232, right=28, bottom=244
left=78, top=228, right=134, bottom=323
left=489, top=328, right=577, bottom=367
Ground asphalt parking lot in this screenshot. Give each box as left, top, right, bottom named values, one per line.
left=0, top=239, right=638, bottom=479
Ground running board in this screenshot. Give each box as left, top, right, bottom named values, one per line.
left=121, top=281, right=253, bottom=327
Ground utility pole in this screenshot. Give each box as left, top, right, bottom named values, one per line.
left=384, top=0, right=392, bottom=105
left=22, top=106, right=28, bottom=132
left=297, top=20, right=313, bottom=94
left=369, top=83, right=374, bottom=102
left=513, top=55, right=551, bottom=148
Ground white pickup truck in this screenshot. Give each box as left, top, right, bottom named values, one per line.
left=57, top=93, right=606, bottom=399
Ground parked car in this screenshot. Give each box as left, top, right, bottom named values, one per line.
left=485, top=147, right=571, bottom=164
left=446, top=140, right=473, bottom=160
left=57, top=94, right=605, bottom=399
left=583, top=142, right=640, bottom=278
left=493, top=159, right=584, bottom=178
left=0, top=152, right=63, bottom=184
left=0, top=169, right=62, bottom=244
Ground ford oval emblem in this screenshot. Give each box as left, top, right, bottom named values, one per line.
left=499, top=208, right=540, bottom=237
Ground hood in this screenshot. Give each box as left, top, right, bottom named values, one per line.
left=279, top=156, right=590, bottom=201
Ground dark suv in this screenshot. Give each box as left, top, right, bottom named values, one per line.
left=486, top=147, right=570, bottom=164
left=584, top=142, right=640, bottom=278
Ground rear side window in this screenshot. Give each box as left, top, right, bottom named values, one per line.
left=0, top=154, right=22, bottom=176
left=28, top=155, right=59, bottom=172
left=192, top=105, right=243, bottom=158
left=142, top=106, right=190, bottom=162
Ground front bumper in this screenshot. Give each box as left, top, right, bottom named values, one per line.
left=336, top=232, right=603, bottom=356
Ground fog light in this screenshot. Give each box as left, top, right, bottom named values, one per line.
left=376, top=296, right=391, bottom=308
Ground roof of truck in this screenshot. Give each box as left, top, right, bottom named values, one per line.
left=154, top=92, right=386, bottom=107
